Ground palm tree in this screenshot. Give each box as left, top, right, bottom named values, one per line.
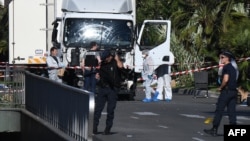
left=169, top=0, right=250, bottom=87
left=218, top=2, right=250, bottom=91
left=169, top=0, right=220, bottom=86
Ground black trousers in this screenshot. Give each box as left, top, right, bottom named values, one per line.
left=94, top=87, right=118, bottom=130
left=213, top=89, right=237, bottom=128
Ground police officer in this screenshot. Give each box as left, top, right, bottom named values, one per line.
left=204, top=51, right=238, bottom=136
left=93, top=50, right=123, bottom=135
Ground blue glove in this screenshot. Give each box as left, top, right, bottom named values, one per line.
left=148, top=75, right=152, bottom=79
left=217, top=78, right=221, bottom=85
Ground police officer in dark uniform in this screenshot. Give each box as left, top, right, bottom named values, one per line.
left=93, top=50, right=123, bottom=135
left=204, top=51, right=238, bottom=136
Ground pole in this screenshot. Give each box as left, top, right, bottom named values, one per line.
left=12, top=0, right=15, bottom=64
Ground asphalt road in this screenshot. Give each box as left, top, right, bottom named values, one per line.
left=92, top=88, right=250, bottom=141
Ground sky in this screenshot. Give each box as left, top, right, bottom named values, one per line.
left=0, top=0, right=3, bottom=5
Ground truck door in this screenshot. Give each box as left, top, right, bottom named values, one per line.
left=134, top=20, right=174, bottom=73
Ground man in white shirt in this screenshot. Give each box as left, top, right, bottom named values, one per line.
left=46, top=47, right=65, bottom=83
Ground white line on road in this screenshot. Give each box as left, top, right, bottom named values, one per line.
left=133, top=112, right=159, bottom=116
left=237, top=116, right=250, bottom=120
left=130, top=116, right=139, bottom=119
left=192, top=137, right=205, bottom=141
left=158, top=125, right=168, bottom=129
left=180, top=114, right=205, bottom=119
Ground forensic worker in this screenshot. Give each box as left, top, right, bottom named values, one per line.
left=141, top=50, right=155, bottom=102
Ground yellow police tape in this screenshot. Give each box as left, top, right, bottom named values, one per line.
left=204, top=117, right=213, bottom=124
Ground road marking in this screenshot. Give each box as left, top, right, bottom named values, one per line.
left=130, top=116, right=139, bottom=119
left=133, top=112, right=159, bottom=116
left=126, top=135, right=133, bottom=138
left=225, top=116, right=250, bottom=124
left=158, top=125, right=168, bottom=129
left=209, top=95, right=218, bottom=98
left=237, top=116, right=250, bottom=120
left=192, top=137, right=205, bottom=141
left=180, top=114, right=205, bottom=119
left=239, top=104, right=248, bottom=107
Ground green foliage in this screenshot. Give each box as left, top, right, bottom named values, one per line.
left=219, top=18, right=250, bottom=57
left=136, top=0, right=173, bottom=24
left=171, top=32, right=204, bottom=87
left=216, top=3, right=250, bottom=90
left=167, top=0, right=250, bottom=89
left=0, top=4, right=8, bottom=55
left=0, top=40, right=7, bottom=54
left=238, top=60, right=250, bottom=90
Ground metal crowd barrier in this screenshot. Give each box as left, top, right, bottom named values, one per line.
left=1, top=67, right=94, bottom=141
left=25, top=71, right=95, bottom=141
left=0, top=67, right=25, bottom=106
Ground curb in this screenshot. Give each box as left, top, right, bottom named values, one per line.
left=172, top=88, right=219, bottom=98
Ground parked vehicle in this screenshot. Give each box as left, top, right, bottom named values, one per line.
left=0, top=84, right=9, bottom=94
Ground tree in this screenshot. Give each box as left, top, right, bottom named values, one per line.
left=136, top=0, right=174, bottom=23
left=0, top=3, right=8, bottom=61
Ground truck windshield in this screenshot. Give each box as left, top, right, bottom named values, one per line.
left=63, top=18, right=133, bottom=50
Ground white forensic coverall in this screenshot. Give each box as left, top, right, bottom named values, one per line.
left=156, top=64, right=172, bottom=100
left=141, top=55, right=155, bottom=99
left=155, top=52, right=174, bottom=100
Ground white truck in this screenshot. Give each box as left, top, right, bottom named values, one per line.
left=8, top=0, right=174, bottom=100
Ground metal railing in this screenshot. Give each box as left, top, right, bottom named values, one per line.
left=0, top=67, right=94, bottom=141
left=0, top=67, right=25, bottom=106
left=25, top=72, right=94, bottom=141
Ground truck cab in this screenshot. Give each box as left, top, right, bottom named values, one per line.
left=52, top=0, right=174, bottom=100
left=52, top=0, right=137, bottom=99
